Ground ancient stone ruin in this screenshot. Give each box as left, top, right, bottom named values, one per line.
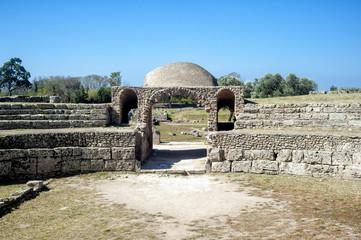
left=0, top=62, right=360, bottom=181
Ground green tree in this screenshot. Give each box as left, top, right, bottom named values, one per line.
left=72, top=85, right=88, bottom=103
left=0, top=58, right=31, bottom=96
left=96, top=87, right=111, bottom=103
left=108, top=72, right=122, bottom=87
left=243, top=81, right=253, bottom=98
left=251, top=73, right=285, bottom=98
left=217, top=75, right=243, bottom=86
left=330, top=85, right=338, bottom=91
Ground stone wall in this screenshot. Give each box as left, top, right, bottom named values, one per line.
left=0, top=129, right=141, bottom=181
left=207, top=131, right=361, bottom=179
left=0, top=103, right=110, bottom=129
left=0, top=95, right=60, bottom=103
left=112, top=86, right=244, bottom=159
left=236, top=103, right=361, bottom=129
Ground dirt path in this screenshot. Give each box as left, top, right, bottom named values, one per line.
left=95, top=174, right=278, bottom=239
left=141, top=142, right=207, bottom=171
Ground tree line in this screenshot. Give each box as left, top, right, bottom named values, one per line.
left=0, top=58, right=121, bottom=103
left=218, top=72, right=318, bottom=98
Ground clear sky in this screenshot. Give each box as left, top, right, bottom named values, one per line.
left=1, top=0, right=360, bottom=91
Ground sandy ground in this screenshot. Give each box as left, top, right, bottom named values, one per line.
left=95, top=173, right=279, bottom=239
left=96, top=174, right=273, bottom=222
left=141, top=142, right=206, bottom=171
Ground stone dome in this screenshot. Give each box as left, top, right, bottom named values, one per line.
left=143, top=62, right=218, bottom=87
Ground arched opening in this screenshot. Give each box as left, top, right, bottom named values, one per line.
left=217, top=89, right=235, bottom=131
left=141, top=89, right=208, bottom=171
left=119, top=89, right=138, bottom=124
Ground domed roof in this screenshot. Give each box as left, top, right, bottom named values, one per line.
left=143, top=62, right=218, bottom=87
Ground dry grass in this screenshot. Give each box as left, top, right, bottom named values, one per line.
left=0, top=183, right=27, bottom=198
left=1, top=172, right=361, bottom=239
left=0, top=173, right=164, bottom=240
left=154, top=122, right=206, bottom=142
left=247, top=93, right=361, bottom=105
left=231, top=173, right=361, bottom=235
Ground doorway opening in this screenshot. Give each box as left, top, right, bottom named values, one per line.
left=217, top=89, right=235, bottom=131
left=119, top=89, right=138, bottom=124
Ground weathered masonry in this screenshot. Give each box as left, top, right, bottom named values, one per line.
left=0, top=129, right=144, bottom=181
left=1, top=61, right=361, bottom=180
left=111, top=86, right=244, bottom=160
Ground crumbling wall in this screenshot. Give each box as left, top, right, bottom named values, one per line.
left=0, top=103, right=110, bottom=129
left=0, top=129, right=141, bottom=181
left=207, top=131, right=361, bottom=179
left=0, top=95, right=60, bottom=103
left=236, top=103, right=361, bottom=129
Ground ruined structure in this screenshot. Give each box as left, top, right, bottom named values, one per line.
left=0, top=62, right=360, bottom=181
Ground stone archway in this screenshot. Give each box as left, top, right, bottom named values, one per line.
left=216, top=89, right=236, bottom=131
left=118, top=89, right=138, bottom=124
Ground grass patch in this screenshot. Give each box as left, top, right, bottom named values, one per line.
left=155, top=122, right=206, bottom=142
left=0, top=175, right=161, bottom=240
left=0, top=183, right=27, bottom=198
left=247, top=93, right=361, bottom=104
left=231, top=173, right=361, bottom=230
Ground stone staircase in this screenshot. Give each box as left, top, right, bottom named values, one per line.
left=0, top=103, right=110, bottom=129
left=236, top=103, right=361, bottom=129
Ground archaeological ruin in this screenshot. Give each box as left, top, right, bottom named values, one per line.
left=0, top=62, right=361, bottom=181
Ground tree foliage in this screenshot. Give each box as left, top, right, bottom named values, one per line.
left=108, top=72, right=122, bottom=87
left=250, top=73, right=317, bottom=98
left=0, top=58, right=31, bottom=96
left=96, top=87, right=111, bottom=103
left=217, top=73, right=243, bottom=86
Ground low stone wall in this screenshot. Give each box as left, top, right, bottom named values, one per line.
left=0, top=103, right=110, bottom=129
left=236, top=103, right=361, bottom=129
left=0, top=129, right=141, bottom=181
left=0, top=95, right=60, bottom=103
left=207, top=131, right=361, bottom=179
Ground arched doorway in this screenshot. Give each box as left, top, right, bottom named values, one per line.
left=217, top=89, right=235, bottom=131
left=119, top=89, right=138, bottom=124
left=141, top=88, right=209, bottom=171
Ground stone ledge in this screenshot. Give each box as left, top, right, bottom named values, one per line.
left=0, top=180, right=44, bottom=216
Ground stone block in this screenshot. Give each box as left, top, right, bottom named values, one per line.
left=304, top=151, right=332, bottom=165
left=211, top=161, right=231, bottom=173
left=0, top=149, right=26, bottom=161
left=12, top=158, right=37, bottom=176
left=279, top=162, right=307, bottom=176
left=329, top=113, right=346, bottom=120
left=0, top=161, right=11, bottom=176
left=82, top=147, right=100, bottom=159
left=116, top=160, right=138, bottom=171
left=37, top=157, right=62, bottom=174
left=207, top=147, right=222, bottom=162
left=98, top=148, right=112, bottom=160
left=342, top=166, right=361, bottom=179
left=227, top=149, right=243, bottom=161
left=251, top=160, right=278, bottom=174
left=87, top=160, right=104, bottom=171
left=276, top=150, right=292, bottom=162
left=353, top=152, right=361, bottom=165
left=349, top=120, right=361, bottom=128
left=62, top=160, right=81, bottom=174
left=28, top=148, right=54, bottom=158
left=244, top=150, right=274, bottom=161
left=231, top=161, right=251, bottom=173
left=27, top=180, right=44, bottom=191
left=331, top=152, right=353, bottom=166
left=307, top=164, right=339, bottom=178
left=112, top=147, right=135, bottom=160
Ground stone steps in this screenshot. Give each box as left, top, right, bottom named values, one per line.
left=235, top=103, right=361, bottom=129
left=0, top=120, right=108, bottom=129
left=0, top=103, right=110, bottom=129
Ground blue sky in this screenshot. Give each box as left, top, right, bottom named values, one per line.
left=1, top=0, right=360, bottom=91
